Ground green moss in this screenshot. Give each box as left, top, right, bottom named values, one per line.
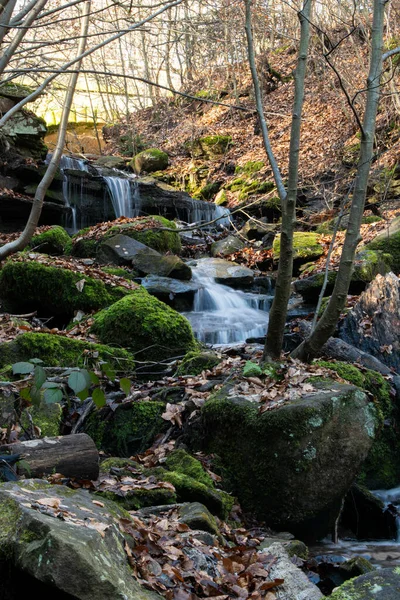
left=132, top=148, right=168, bottom=173
left=176, top=351, right=220, bottom=376
left=104, top=216, right=181, bottom=254
left=101, top=267, right=137, bottom=281
left=315, top=361, right=365, bottom=389
left=353, top=249, right=392, bottom=282
left=0, top=332, right=135, bottom=373
left=368, top=229, right=400, bottom=273
left=90, top=288, right=197, bottom=362
left=235, top=161, right=264, bottom=175
left=100, top=457, right=144, bottom=474
left=68, top=237, right=98, bottom=258
left=243, top=361, right=263, bottom=378
left=342, top=142, right=361, bottom=166
left=0, top=496, right=21, bottom=557
left=85, top=400, right=167, bottom=456
left=96, top=487, right=176, bottom=511
left=30, top=226, right=70, bottom=255
left=0, top=258, right=129, bottom=317
left=198, top=181, right=221, bottom=200
left=21, top=402, right=62, bottom=437
left=362, top=215, right=383, bottom=224
left=165, top=449, right=214, bottom=487
left=273, top=232, right=324, bottom=261
left=227, top=177, right=275, bottom=201
left=0, top=82, right=35, bottom=99
left=161, top=471, right=233, bottom=519
left=193, top=89, right=220, bottom=101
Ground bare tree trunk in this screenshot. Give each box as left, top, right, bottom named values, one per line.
left=0, top=0, right=91, bottom=261
left=292, top=0, right=390, bottom=362
left=262, top=0, right=313, bottom=361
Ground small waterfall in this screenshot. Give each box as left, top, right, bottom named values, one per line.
left=177, top=199, right=231, bottom=227
left=59, top=155, right=89, bottom=234
left=373, top=486, right=400, bottom=542
left=183, top=260, right=271, bottom=344
left=103, top=175, right=141, bottom=219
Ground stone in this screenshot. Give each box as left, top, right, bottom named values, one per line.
left=132, top=148, right=169, bottom=173
left=265, top=542, right=323, bottom=600
left=341, top=484, right=397, bottom=540
left=367, top=215, right=400, bottom=272
left=330, top=568, right=400, bottom=599
left=96, top=234, right=154, bottom=266
left=190, top=257, right=254, bottom=287
left=178, top=502, right=219, bottom=535
left=92, top=155, right=127, bottom=170
left=132, top=252, right=192, bottom=281
left=141, top=275, right=200, bottom=310
left=239, top=218, right=276, bottom=241
left=196, top=382, right=379, bottom=539
left=1, top=110, right=47, bottom=159
left=210, top=235, right=245, bottom=257
left=0, top=479, right=161, bottom=600
left=339, top=272, right=400, bottom=373
left=273, top=232, right=324, bottom=265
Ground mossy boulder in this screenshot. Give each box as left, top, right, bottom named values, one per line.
left=367, top=216, right=400, bottom=273
left=165, top=449, right=213, bottom=487
left=0, top=480, right=159, bottom=600
left=20, top=402, right=62, bottom=438
left=84, top=400, right=167, bottom=456
left=132, top=148, right=169, bottom=173
left=29, top=226, right=71, bottom=255
left=0, top=332, right=136, bottom=373
left=273, top=232, right=324, bottom=264
left=103, top=216, right=181, bottom=254
left=330, top=568, right=400, bottom=599
left=195, top=382, right=379, bottom=539
left=90, top=288, right=197, bottom=362
left=235, top=161, right=264, bottom=175
left=131, top=252, right=192, bottom=281
left=178, top=502, right=219, bottom=535
left=314, top=361, right=397, bottom=489
left=1, top=109, right=47, bottom=159
left=176, top=351, right=221, bottom=376
left=210, top=235, right=245, bottom=257
left=0, top=257, right=129, bottom=319
left=188, top=135, right=232, bottom=159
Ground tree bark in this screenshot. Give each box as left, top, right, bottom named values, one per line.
left=262, top=0, right=313, bottom=361
left=292, top=0, right=389, bottom=362
left=0, top=433, right=99, bottom=480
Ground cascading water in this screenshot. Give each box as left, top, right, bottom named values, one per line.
left=183, top=259, right=271, bottom=344
left=59, top=155, right=89, bottom=233
left=179, top=200, right=231, bottom=227
left=373, top=486, right=400, bottom=543
left=103, top=175, right=141, bottom=219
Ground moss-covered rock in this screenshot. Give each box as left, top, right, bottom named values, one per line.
left=314, top=360, right=397, bottom=489
left=195, top=382, right=379, bottom=539
left=29, top=226, right=71, bottom=255
left=367, top=216, right=400, bottom=273
left=0, top=332, right=135, bottom=373
left=132, top=148, right=169, bottom=173
left=165, top=449, right=214, bottom=487
left=330, top=567, right=400, bottom=599
left=103, top=216, right=181, bottom=254
left=1, top=109, right=47, bottom=159
left=176, top=351, right=221, bottom=376
left=210, top=235, right=245, bottom=257
left=84, top=399, right=167, bottom=456
left=178, top=502, right=219, bottom=535
left=273, top=232, right=324, bottom=263
left=235, top=161, right=264, bottom=175
left=0, top=257, right=129, bottom=318
left=188, top=135, right=232, bottom=159
left=20, top=402, right=62, bottom=437
left=90, top=288, right=197, bottom=362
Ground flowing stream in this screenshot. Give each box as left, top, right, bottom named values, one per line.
left=103, top=174, right=141, bottom=219
left=182, top=259, right=271, bottom=345
left=59, top=155, right=89, bottom=233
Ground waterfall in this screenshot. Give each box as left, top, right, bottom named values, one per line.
left=373, top=486, right=400, bottom=542
left=183, top=260, right=271, bottom=345
left=177, top=199, right=231, bottom=227
left=59, top=155, right=89, bottom=234
left=103, top=176, right=141, bottom=219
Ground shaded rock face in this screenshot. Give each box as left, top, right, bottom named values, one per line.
left=141, top=275, right=200, bottom=310
left=339, top=273, right=400, bottom=373
left=330, top=567, right=400, bottom=600
left=0, top=479, right=160, bottom=600
left=196, top=382, right=378, bottom=540
left=1, top=110, right=47, bottom=159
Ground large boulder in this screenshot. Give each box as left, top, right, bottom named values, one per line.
left=90, top=287, right=197, bottom=362
left=141, top=275, right=200, bottom=310
left=0, top=479, right=161, bottom=600
left=132, top=148, right=168, bottom=173
left=195, top=382, right=379, bottom=539
left=1, top=109, right=47, bottom=159
left=273, top=232, right=324, bottom=266
left=330, top=568, right=400, bottom=599
left=102, top=216, right=182, bottom=254
left=131, top=252, right=192, bottom=281
left=339, top=272, right=400, bottom=373
left=210, top=235, right=245, bottom=257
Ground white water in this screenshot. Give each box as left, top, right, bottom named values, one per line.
left=183, top=261, right=271, bottom=344
left=177, top=199, right=231, bottom=228
left=59, top=155, right=89, bottom=233
left=103, top=175, right=141, bottom=219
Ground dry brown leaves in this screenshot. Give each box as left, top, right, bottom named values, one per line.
left=73, top=216, right=164, bottom=242
left=120, top=507, right=283, bottom=600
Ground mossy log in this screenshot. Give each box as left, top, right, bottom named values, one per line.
left=0, top=433, right=99, bottom=480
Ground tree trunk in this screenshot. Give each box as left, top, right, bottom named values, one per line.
left=0, top=434, right=99, bottom=480
left=292, top=0, right=389, bottom=362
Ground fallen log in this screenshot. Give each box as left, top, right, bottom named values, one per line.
left=0, top=433, right=99, bottom=480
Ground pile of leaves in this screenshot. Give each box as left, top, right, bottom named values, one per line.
left=72, top=215, right=167, bottom=242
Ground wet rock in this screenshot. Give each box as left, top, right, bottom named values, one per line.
left=239, top=218, right=277, bottom=242
left=96, top=233, right=154, bottom=266
left=330, top=567, right=400, bottom=599
left=341, top=483, right=397, bottom=540
left=189, top=257, right=254, bottom=287
left=0, top=479, right=161, bottom=600
left=196, top=382, right=379, bottom=540
left=339, top=272, right=400, bottom=373
left=141, top=275, right=200, bottom=310
left=179, top=502, right=219, bottom=535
